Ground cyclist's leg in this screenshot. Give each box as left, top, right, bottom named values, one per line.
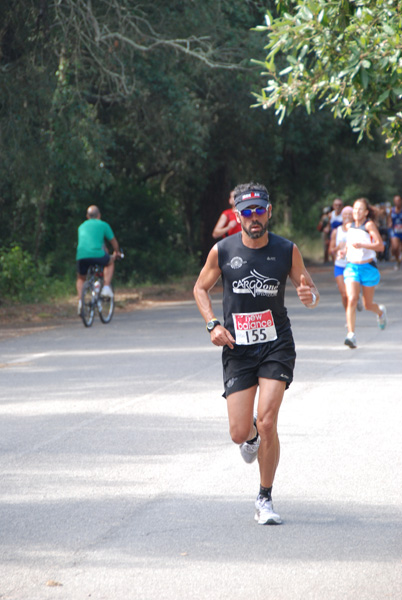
left=87, top=253, right=113, bottom=287
left=103, top=254, right=115, bottom=286
left=76, top=260, right=89, bottom=299
left=76, top=275, right=86, bottom=296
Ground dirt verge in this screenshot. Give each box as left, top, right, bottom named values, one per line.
left=0, top=280, right=198, bottom=341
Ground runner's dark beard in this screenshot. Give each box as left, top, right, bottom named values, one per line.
left=243, top=220, right=268, bottom=239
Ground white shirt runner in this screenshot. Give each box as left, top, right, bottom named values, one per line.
left=232, top=309, right=278, bottom=345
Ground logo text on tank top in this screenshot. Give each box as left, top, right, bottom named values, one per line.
left=232, top=269, right=280, bottom=298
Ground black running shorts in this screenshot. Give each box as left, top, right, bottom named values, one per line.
left=221, top=329, right=296, bottom=398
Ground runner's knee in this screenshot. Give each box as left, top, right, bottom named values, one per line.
left=347, top=294, right=359, bottom=306
left=364, top=300, right=375, bottom=311
left=256, top=414, right=277, bottom=439
left=230, top=423, right=252, bottom=445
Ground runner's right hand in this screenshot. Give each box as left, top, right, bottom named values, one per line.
left=210, top=325, right=235, bottom=349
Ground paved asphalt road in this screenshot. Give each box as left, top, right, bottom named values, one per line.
left=0, top=264, right=401, bottom=600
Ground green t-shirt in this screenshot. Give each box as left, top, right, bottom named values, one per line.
left=76, top=219, right=114, bottom=260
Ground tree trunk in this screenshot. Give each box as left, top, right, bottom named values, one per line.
left=34, top=183, right=53, bottom=262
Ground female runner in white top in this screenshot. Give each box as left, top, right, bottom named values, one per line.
left=342, top=198, right=387, bottom=348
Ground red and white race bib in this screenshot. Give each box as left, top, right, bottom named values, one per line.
left=232, top=309, right=277, bottom=345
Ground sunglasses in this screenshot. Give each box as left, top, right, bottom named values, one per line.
left=239, top=207, right=268, bottom=218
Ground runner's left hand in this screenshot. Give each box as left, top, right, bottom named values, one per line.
left=297, top=274, right=314, bottom=306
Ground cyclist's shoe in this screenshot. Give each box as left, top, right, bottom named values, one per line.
left=254, top=495, right=282, bottom=525
left=377, top=305, right=387, bottom=330
left=77, top=299, right=82, bottom=315
left=239, top=419, right=260, bottom=464
left=344, top=332, right=357, bottom=349
left=101, top=285, right=114, bottom=298
left=356, top=294, right=363, bottom=312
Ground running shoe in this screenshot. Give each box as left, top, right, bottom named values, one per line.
left=344, top=332, right=357, bottom=349
left=377, top=305, right=387, bottom=330
left=101, top=285, right=114, bottom=298
left=254, top=495, right=282, bottom=525
left=77, top=299, right=82, bottom=315
left=239, top=419, right=260, bottom=464
left=356, top=295, right=363, bottom=312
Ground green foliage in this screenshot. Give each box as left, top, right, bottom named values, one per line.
left=0, top=246, right=46, bottom=302
left=1, top=0, right=402, bottom=294
left=102, top=182, right=199, bottom=284
left=0, top=245, right=76, bottom=302
left=253, top=0, right=402, bottom=155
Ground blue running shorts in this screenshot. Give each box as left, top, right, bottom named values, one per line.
left=343, top=262, right=380, bottom=287
left=334, top=265, right=345, bottom=278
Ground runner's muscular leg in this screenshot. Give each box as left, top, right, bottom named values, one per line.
left=256, top=378, right=286, bottom=488
left=226, top=385, right=258, bottom=445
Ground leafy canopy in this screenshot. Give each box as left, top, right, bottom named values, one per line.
left=252, top=0, right=402, bottom=156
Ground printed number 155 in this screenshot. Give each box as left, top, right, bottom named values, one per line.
left=245, top=329, right=267, bottom=343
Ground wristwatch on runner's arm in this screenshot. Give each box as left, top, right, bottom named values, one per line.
left=206, top=318, right=221, bottom=333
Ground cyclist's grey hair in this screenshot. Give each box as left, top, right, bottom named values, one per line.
left=87, top=205, right=100, bottom=219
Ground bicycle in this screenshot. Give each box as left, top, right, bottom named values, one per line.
left=80, top=252, right=124, bottom=327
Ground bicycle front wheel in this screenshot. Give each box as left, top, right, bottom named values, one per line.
left=99, top=290, right=115, bottom=324
left=81, top=282, right=96, bottom=327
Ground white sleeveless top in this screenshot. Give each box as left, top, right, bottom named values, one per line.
left=335, top=226, right=348, bottom=268
left=346, top=222, right=376, bottom=263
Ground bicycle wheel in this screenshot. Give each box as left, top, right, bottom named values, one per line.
left=81, top=281, right=96, bottom=327
left=98, top=289, right=115, bottom=324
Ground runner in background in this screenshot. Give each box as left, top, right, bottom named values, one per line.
left=388, top=194, right=402, bottom=270
left=212, top=190, right=242, bottom=239
left=330, top=198, right=344, bottom=231
left=374, top=203, right=390, bottom=262
left=316, top=206, right=332, bottom=263
left=329, top=205, right=355, bottom=311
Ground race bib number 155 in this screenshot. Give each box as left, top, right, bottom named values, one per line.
left=232, top=310, right=277, bottom=345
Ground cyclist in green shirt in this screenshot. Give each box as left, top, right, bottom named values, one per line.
left=76, top=205, right=121, bottom=311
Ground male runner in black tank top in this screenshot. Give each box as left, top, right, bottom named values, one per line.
left=194, top=182, right=320, bottom=525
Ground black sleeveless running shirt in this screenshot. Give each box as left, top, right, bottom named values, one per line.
left=217, top=232, right=294, bottom=339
